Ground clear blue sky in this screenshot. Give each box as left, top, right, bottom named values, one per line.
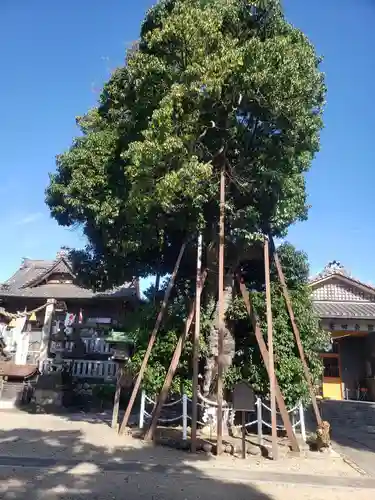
left=0, top=0, right=374, bottom=287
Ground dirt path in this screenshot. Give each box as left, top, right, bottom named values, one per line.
left=0, top=410, right=373, bottom=500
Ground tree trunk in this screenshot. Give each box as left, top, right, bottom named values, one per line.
left=202, top=270, right=235, bottom=397
left=153, top=274, right=161, bottom=305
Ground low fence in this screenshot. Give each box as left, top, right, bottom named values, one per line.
left=41, top=359, right=118, bottom=379
left=65, top=339, right=112, bottom=355
left=138, top=391, right=306, bottom=444
left=344, top=387, right=369, bottom=401
left=71, top=360, right=117, bottom=379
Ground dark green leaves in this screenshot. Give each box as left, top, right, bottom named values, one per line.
left=46, top=0, right=325, bottom=289
left=226, top=243, right=330, bottom=406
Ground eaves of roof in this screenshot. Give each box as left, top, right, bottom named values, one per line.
left=313, top=301, right=375, bottom=320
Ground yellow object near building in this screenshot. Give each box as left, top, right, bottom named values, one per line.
left=322, top=377, right=342, bottom=400
left=321, top=353, right=343, bottom=400
left=28, top=311, right=37, bottom=322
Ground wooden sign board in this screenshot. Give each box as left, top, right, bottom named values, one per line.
left=233, top=380, right=255, bottom=412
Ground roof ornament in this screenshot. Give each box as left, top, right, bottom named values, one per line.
left=318, top=260, right=350, bottom=279
left=56, top=248, right=70, bottom=261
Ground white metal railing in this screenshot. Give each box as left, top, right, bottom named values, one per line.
left=139, top=392, right=306, bottom=443
left=140, top=392, right=189, bottom=440
left=344, top=387, right=369, bottom=401
left=64, top=338, right=112, bottom=354
left=40, top=359, right=118, bottom=379
left=249, top=398, right=306, bottom=445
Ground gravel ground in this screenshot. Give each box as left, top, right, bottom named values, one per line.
left=0, top=410, right=372, bottom=500
left=0, top=464, right=374, bottom=500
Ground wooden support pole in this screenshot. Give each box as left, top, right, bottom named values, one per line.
left=111, top=365, right=123, bottom=430
left=264, top=237, right=278, bottom=460
left=270, top=237, right=322, bottom=426
left=119, top=242, right=187, bottom=434
left=241, top=411, right=246, bottom=459
left=217, top=162, right=226, bottom=456
left=144, top=270, right=207, bottom=442
left=191, top=233, right=203, bottom=452
left=237, top=276, right=300, bottom=453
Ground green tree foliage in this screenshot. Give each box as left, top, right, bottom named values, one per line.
left=226, top=242, right=330, bottom=406
left=120, top=288, right=209, bottom=397
left=45, top=0, right=327, bottom=403
left=46, top=0, right=325, bottom=290
left=115, top=243, right=329, bottom=404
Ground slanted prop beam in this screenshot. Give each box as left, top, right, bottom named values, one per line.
left=144, top=270, right=207, bottom=442
left=270, top=235, right=322, bottom=426
left=237, top=276, right=300, bottom=453
left=264, top=237, right=278, bottom=460
left=119, top=242, right=187, bottom=434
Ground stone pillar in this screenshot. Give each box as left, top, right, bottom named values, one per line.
left=39, top=299, right=56, bottom=368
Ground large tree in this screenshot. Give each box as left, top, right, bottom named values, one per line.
left=46, top=0, right=326, bottom=400
left=116, top=242, right=329, bottom=406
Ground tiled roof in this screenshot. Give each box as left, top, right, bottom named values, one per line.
left=0, top=256, right=138, bottom=300
left=0, top=362, right=38, bottom=378
left=23, top=258, right=74, bottom=288
left=3, top=259, right=55, bottom=291
left=1, top=283, right=94, bottom=299
left=310, top=261, right=375, bottom=293
left=313, top=301, right=375, bottom=320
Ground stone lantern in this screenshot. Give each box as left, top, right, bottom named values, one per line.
left=106, top=331, right=135, bottom=430
left=50, top=323, right=66, bottom=371
left=106, top=331, right=134, bottom=363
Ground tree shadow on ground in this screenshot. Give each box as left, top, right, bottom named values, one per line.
left=0, top=420, right=273, bottom=500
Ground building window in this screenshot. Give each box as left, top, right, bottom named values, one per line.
left=323, top=357, right=340, bottom=378
left=331, top=341, right=339, bottom=354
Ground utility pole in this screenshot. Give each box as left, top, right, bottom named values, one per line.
left=264, top=236, right=278, bottom=460
left=216, top=161, right=225, bottom=456
left=191, top=233, right=203, bottom=452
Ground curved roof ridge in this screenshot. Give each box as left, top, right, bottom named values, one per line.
left=310, top=260, right=375, bottom=292
left=22, top=257, right=74, bottom=289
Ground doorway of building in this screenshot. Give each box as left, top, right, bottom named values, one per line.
left=321, top=352, right=342, bottom=400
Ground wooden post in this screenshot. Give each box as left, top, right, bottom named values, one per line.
left=241, top=411, right=246, bottom=459
left=270, top=237, right=322, bottom=426
left=264, top=237, right=278, bottom=460
left=119, top=242, right=187, bottom=434
left=237, top=277, right=300, bottom=453
left=143, top=270, right=207, bottom=442
left=111, top=365, right=123, bottom=430
left=191, top=233, right=203, bottom=452
left=217, top=162, right=226, bottom=456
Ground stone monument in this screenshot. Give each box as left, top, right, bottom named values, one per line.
left=33, top=323, right=67, bottom=411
